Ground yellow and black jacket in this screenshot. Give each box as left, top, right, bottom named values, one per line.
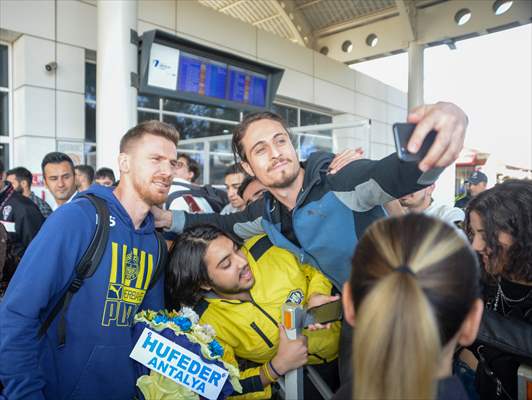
left=195, top=234, right=341, bottom=399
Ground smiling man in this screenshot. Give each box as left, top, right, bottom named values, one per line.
left=157, top=102, right=469, bottom=291
left=221, top=164, right=246, bottom=215
left=154, top=103, right=469, bottom=382
left=166, top=225, right=341, bottom=399
left=41, top=152, right=78, bottom=209
left=0, top=120, right=177, bottom=399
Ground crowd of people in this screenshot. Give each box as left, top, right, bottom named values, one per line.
left=0, top=101, right=530, bottom=400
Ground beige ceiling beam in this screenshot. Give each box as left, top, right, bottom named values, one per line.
left=315, top=7, right=398, bottom=37
left=395, top=0, right=416, bottom=41
left=316, top=0, right=532, bottom=64
left=270, top=0, right=314, bottom=47
left=219, top=0, right=247, bottom=13
left=252, top=13, right=281, bottom=26
left=295, top=0, right=322, bottom=11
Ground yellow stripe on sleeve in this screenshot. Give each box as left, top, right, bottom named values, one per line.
left=121, top=244, right=127, bottom=284
left=136, top=250, right=146, bottom=289
left=144, top=253, right=154, bottom=290
left=110, top=242, right=118, bottom=283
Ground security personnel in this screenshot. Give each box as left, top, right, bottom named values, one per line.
left=0, top=161, right=44, bottom=295
left=455, top=170, right=488, bottom=210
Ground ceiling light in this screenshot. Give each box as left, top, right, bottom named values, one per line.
left=455, top=9, right=472, bottom=26
left=366, top=34, right=378, bottom=47
left=493, top=0, right=513, bottom=15
left=342, top=40, right=353, bottom=53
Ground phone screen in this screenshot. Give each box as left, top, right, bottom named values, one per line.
left=304, top=299, right=343, bottom=327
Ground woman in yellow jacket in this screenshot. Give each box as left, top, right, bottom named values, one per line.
left=166, top=225, right=341, bottom=399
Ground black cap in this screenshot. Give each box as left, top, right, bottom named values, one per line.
left=467, top=171, right=488, bottom=185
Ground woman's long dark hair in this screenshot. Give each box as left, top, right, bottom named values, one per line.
left=465, top=179, right=532, bottom=282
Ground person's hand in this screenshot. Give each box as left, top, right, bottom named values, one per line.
left=306, top=294, right=340, bottom=331
left=407, top=102, right=468, bottom=172
left=271, top=324, right=308, bottom=376
left=151, top=205, right=172, bottom=229
left=328, top=148, right=364, bottom=174
left=383, top=199, right=405, bottom=217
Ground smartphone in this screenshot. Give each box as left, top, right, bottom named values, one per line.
left=303, top=299, right=343, bottom=327
left=393, top=123, right=437, bottom=162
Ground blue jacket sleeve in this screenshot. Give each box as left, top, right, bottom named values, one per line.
left=0, top=202, right=94, bottom=400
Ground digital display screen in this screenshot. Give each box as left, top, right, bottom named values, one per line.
left=177, top=52, right=227, bottom=99
left=228, top=66, right=267, bottom=107
left=144, top=38, right=275, bottom=110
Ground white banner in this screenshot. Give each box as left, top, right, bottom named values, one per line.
left=130, top=328, right=229, bottom=400
left=147, top=43, right=180, bottom=90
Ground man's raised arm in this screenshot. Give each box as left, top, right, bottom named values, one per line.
left=325, top=102, right=468, bottom=208
left=153, top=196, right=265, bottom=238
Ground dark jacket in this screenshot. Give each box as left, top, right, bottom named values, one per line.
left=0, top=181, right=44, bottom=258
left=473, top=278, right=532, bottom=400
left=173, top=151, right=440, bottom=289
left=454, top=193, right=471, bottom=209
left=0, top=182, right=44, bottom=287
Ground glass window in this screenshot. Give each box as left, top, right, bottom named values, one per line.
left=85, top=62, right=96, bottom=142
left=138, top=110, right=159, bottom=123
left=84, top=143, right=97, bottom=169
left=299, top=134, right=333, bottom=160
left=178, top=142, right=204, bottom=152
left=163, top=115, right=234, bottom=140
left=84, top=102, right=96, bottom=142
left=0, top=92, right=8, bottom=136
left=272, top=103, right=298, bottom=127
left=0, top=143, right=9, bottom=169
left=210, top=153, right=233, bottom=185
left=163, top=98, right=240, bottom=121
left=208, top=138, right=234, bottom=185
left=300, top=110, right=332, bottom=126
left=138, top=94, right=159, bottom=110
left=0, top=44, right=8, bottom=88
left=85, top=62, right=96, bottom=102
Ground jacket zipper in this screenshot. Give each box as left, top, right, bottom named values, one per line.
left=249, top=293, right=278, bottom=327
left=250, top=322, right=274, bottom=348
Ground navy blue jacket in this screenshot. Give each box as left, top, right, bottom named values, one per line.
left=0, top=185, right=164, bottom=400
left=171, top=152, right=441, bottom=289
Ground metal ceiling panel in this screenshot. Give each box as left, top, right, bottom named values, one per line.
left=297, top=0, right=396, bottom=31
left=199, top=0, right=297, bottom=41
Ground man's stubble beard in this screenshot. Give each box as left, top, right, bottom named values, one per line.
left=267, top=164, right=301, bottom=189
left=132, top=177, right=169, bottom=207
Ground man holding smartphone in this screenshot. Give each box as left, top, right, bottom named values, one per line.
left=166, top=225, right=341, bottom=399
left=155, top=101, right=468, bottom=381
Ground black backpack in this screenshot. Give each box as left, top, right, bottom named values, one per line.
left=165, top=181, right=228, bottom=213
left=38, top=194, right=167, bottom=345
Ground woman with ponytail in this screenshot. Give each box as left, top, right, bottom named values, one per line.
left=333, top=213, right=484, bottom=400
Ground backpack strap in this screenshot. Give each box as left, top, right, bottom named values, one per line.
left=148, top=230, right=167, bottom=290
left=38, top=194, right=109, bottom=345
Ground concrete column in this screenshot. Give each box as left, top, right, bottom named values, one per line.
left=407, top=41, right=424, bottom=110
left=96, top=0, right=137, bottom=173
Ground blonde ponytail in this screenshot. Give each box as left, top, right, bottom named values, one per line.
left=354, top=271, right=440, bottom=399
left=349, top=214, right=480, bottom=400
